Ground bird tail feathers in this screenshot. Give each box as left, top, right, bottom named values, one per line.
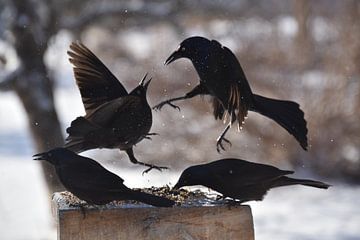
left=273, top=176, right=330, bottom=189
left=64, top=117, right=99, bottom=153
left=128, top=190, right=175, bottom=207
left=66, top=117, right=98, bottom=137
left=252, top=94, right=308, bottom=150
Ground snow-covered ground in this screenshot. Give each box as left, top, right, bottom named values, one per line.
left=1, top=89, right=359, bottom=240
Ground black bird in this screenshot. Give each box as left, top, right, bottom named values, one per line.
left=65, top=42, right=166, bottom=174
left=174, top=158, right=330, bottom=203
left=33, top=148, right=175, bottom=207
left=154, top=36, right=308, bottom=152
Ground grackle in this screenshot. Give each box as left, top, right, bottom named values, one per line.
left=33, top=148, right=175, bottom=207
left=154, top=36, right=308, bottom=152
left=65, top=42, right=167, bottom=174
left=173, top=158, right=330, bottom=203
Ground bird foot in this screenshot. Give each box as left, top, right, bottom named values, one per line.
left=142, top=164, right=169, bottom=175
left=153, top=101, right=181, bottom=111
left=216, top=136, right=232, bottom=153
left=226, top=199, right=243, bottom=209
left=143, top=132, right=159, bottom=141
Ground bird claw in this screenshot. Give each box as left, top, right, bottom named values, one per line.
left=216, top=137, right=232, bottom=153
left=168, top=102, right=181, bottom=111
left=153, top=101, right=181, bottom=111
left=142, top=165, right=169, bottom=175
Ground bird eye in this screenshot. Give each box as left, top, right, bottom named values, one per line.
left=181, top=47, right=185, bottom=52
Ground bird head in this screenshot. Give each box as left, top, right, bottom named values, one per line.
left=129, top=73, right=152, bottom=97
left=165, top=36, right=212, bottom=65
left=32, top=147, right=72, bottom=165
left=173, top=166, right=202, bottom=190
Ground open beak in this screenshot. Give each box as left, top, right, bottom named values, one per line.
left=32, top=152, right=48, bottom=161
left=139, top=73, right=152, bottom=91
left=164, top=50, right=182, bottom=65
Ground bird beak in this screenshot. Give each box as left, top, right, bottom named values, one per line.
left=32, top=152, right=47, bottom=161
left=164, top=50, right=181, bottom=65
left=139, top=73, right=152, bottom=91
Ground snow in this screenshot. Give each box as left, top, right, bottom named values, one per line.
left=250, top=184, right=360, bottom=240
left=311, top=17, right=338, bottom=43
left=277, top=16, right=298, bottom=37
left=120, top=31, right=153, bottom=60
left=0, top=156, right=55, bottom=240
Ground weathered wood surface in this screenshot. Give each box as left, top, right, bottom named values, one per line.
left=52, top=192, right=254, bottom=240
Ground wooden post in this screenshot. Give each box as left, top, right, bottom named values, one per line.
left=52, top=192, right=255, bottom=240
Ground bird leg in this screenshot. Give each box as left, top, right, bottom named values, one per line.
left=125, top=148, right=168, bottom=175
left=143, top=132, right=159, bottom=141
left=216, top=121, right=232, bottom=153
left=153, top=84, right=208, bottom=111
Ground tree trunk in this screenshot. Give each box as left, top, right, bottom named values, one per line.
left=10, top=0, right=65, bottom=193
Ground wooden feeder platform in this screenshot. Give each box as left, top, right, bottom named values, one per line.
left=52, top=191, right=254, bottom=240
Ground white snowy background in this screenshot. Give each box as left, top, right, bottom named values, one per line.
left=1, top=1, right=360, bottom=239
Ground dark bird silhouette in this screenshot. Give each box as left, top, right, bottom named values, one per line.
left=173, top=158, right=330, bottom=203
left=65, top=42, right=166, bottom=174
left=33, top=148, right=175, bottom=207
left=154, top=36, right=308, bottom=152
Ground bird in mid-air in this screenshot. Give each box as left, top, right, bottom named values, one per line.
left=65, top=42, right=167, bottom=174
left=154, top=36, right=308, bottom=152
left=173, top=158, right=330, bottom=203
left=33, top=148, right=175, bottom=207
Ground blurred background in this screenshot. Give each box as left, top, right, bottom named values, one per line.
left=0, top=0, right=359, bottom=239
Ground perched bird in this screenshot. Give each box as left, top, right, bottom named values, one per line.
left=33, top=148, right=175, bottom=207
left=65, top=42, right=166, bottom=173
left=154, top=36, right=308, bottom=152
left=173, top=158, right=330, bottom=203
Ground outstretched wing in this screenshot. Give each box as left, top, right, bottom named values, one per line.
left=68, top=42, right=128, bottom=113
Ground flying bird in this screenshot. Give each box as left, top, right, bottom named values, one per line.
left=154, top=36, right=308, bottom=152
left=33, top=148, right=175, bottom=207
left=174, top=158, right=330, bottom=203
left=65, top=42, right=166, bottom=174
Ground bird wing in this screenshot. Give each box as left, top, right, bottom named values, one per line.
left=63, top=156, right=127, bottom=192
left=221, top=46, right=253, bottom=101
left=210, top=159, right=293, bottom=187
left=208, top=40, right=253, bottom=125
left=85, top=96, right=141, bottom=126
left=68, top=42, right=128, bottom=114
